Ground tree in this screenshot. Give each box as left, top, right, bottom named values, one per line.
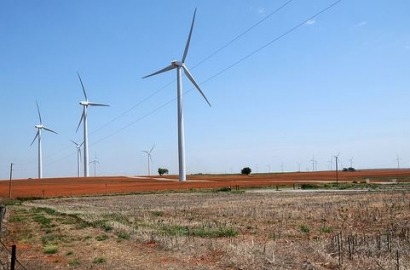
left=158, top=168, right=169, bottom=176
left=241, top=167, right=252, bottom=175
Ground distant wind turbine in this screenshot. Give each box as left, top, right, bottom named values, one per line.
left=310, top=156, right=317, bottom=172
left=396, top=154, right=401, bottom=169
left=142, top=9, right=211, bottom=182
left=142, top=145, right=155, bottom=176
left=31, top=101, right=57, bottom=179
left=89, top=155, right=100, bottom=177
left=349, top=157, right=354, bottom=168
left=71, top=140, right=83, bottom=177
left=76, top=73, right=109, bottom=177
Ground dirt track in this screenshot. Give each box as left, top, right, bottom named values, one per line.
left=1, top=169, right=409, bottom=199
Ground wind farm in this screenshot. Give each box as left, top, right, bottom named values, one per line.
left=2, top=1, right=410, bottom=269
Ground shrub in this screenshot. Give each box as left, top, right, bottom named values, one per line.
left=241, top=167, right=252, bottom=175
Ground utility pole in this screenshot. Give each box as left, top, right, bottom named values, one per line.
left=9, top=163, right=14, bottom=199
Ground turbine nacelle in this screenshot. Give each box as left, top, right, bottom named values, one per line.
left=171, top=60, right=183, bottom=67
left=35, top=124, right=44, bottom=129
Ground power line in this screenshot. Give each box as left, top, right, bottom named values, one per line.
left=44, top=0, right=344, bottom=168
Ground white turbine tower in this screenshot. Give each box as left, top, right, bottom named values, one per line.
left=31, top=101, right=57, bottom=179
left=142, top=145, right=155, bottom=176
left=71, top=140, right=83, bottom=177
left=143, top=9, right=211, bottom=182
left=76, top=73, right=109, bottom=177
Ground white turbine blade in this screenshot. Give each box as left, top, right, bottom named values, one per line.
left=71, top=140, right=79, bottom=146
left=76, top=111, right=85, bottom=132
left=30, top=131, right=39, bottom=146
left=79, top=149, right=82, bottom=161
left=43, top=126, right=58, bottom=134
left=182, top=65, right=211, bottom=107
left=182, top=8, right=197, bottom=63
left=36, top=101, right=43, bottom=124
left=88, top=102, right=110, bottom=107
left=149, top=154, right=153, bottom=162
left=77, top=72, right=88, bottom=101
left=149, top=144, right=155, bottom=154
left=142, top=64, right=176, bottom=79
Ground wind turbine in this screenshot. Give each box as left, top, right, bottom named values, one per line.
left=76, top=73, right=109, bottom=177
left=142, top=9, right=211, bottom=182
left=71, top=140, right=83, bottom=177
left=142, top=145, right=155, bottom=176
left=396, top=154, right=401, bottom=169
left=349, top=157, right=354, bottom=168
left=310, top=156, right=317, bottom=172
left=89, top=155, right=100, bottom=177
left=31, top=101, right=57, bottom=179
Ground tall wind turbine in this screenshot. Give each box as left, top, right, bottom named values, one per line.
left=76, top=73, right=109, bottom=177
left=310, top=156, right=317, bottom=172
left=142, top=9, right=211, bottom=182
left=31, top=101, right=57, bottom=179
left=142, top=145, right=155, bottom=176
left=71, top=140, right=83, bottom=177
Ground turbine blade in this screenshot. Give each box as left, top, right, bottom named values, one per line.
left=36, top=101, right=42, bottom=124
left=182, top=65, right=211, bottom=107
left=43, top=127, right=58, bottom=134
left=71, top=140, right=79, bottom=146
left=182, top=8, right=197, bottom=63
left=142, top=64, right=176, bottom=79
left=77, top=72, right=88, bottom=101
left=79, top=149, right=82, bottom=161
left=149, top=144, right=155, bottom=153
left=76, top=111, right=85, bottom=132
left=88, top=102, right=110, bottom=107
left=31, top=131, right=39, bottom=146
left=149, top=154, right=153, bottom=162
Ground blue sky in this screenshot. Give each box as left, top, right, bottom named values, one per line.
left=1, top=0, right=410, bottom=179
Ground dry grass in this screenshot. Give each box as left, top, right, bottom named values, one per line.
left=3, top=189, right=410, bottom=269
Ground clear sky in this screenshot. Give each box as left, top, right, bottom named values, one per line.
left=1, top=0, right=410, bottom=179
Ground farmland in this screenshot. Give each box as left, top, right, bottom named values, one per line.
left=1, top=169, right=410, bottom=269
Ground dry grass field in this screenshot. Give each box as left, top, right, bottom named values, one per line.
left=1, top=170, right=410, bottom=269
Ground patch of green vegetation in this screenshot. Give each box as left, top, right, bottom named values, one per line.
left=41, top=233, right=62, bottom=245
left=92, top=257, right=106, bottom=264
left=301, top=184, right=319, bottom=190
left=33, top=213, right=52, bottom=227
left=43, top=245, right=59, bottom=254
left=2, top=199, right=22, bottom=206
left=160, top=224, right=238, bottom=238
left=117, top=231, right=130, bottom=241
left=320, top=226, right=333, bottom=233
left=299, top=224, right=310, bottom=233
left=96, top=234, right=109, bottom=241
left=68, top=258, right=80, bottom=267
left=150, top=210, right=163, bottom=217
left=91, top=220, right=113, bottom=232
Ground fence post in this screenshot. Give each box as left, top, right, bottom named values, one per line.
left=11, top=245, right=16, bottom=270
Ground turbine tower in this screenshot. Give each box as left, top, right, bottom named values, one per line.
left=31, top=101, right=57, bottom=179
left=142, top=9, right=211, bottom=182
left=71, top=140, right=83, bottom=177
left=76, top=73, right=109, bottom=177
left=142, top=145, right=155, bottom=176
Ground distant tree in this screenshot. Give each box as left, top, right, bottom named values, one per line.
left=158, top=168, right=169, bottom=176
left=347, top=167, right=356, bottom=172
left=241, top=167, right=252, bottom=175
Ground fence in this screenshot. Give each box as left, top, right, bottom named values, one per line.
left=0, top=205, right=26, bottom=270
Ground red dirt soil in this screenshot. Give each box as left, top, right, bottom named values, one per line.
left=1, top=169, right=409, bottom=199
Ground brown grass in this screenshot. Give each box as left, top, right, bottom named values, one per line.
left=2, top=188, right=410, bottom=269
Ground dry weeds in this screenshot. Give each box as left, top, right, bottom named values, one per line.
left=2, top=189, right=410, bottom=269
